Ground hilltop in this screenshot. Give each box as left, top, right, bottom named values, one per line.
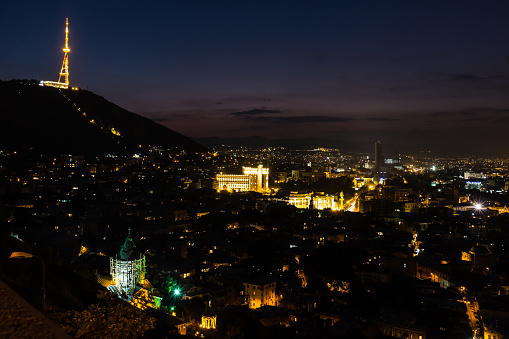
left=0, top=79, right=207, bottom=154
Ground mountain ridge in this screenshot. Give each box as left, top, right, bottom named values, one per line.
left=0, top=79, right=207, bottom=154
left=193, top=135, right=344, bottom=151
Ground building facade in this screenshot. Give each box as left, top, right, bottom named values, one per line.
left=243, top=280, right=276, bottom=309
left=378, top=322, right=426, bottom=339
left=288, top=191, right=338, bottom=210
left=374, top=141, right=386, bottom=177
left=109, top=230, right=146, bottom=298
left=216, top=164, right=269, bottom=193
left=201, top=307, right=217, bottom=329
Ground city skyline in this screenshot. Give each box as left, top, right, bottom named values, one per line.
left=2, top=1, right=509, bottom=156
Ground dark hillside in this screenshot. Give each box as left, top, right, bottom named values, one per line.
left=64, top=88, right=207, bottom=152
left=0, top=79, right=206, bottom=154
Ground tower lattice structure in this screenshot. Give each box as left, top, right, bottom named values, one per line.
left=41, top=18, right=71, bottom=89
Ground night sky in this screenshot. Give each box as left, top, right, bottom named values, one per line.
left=2, top=1, right=509, bottom=156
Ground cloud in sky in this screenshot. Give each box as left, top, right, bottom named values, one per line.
left=151, top=117, right=168, bottom=122
left=228, top=108, right=282, bottom=116
left=365, top=117, right=401, bottom=121
left=235, top=125, right=266, bottom=132
left=450, top=73, right=485, bottom=81
left=4, top=2, right=509, bottom=155
left=428, top=107, right=509, bottom=118
left=493, top=116, right=509, bottom=124
left=226, top=108, right=353, bottom=124
left=252, top=115, right=352, bottom=124
left=429, top=111, right=448, bottom=117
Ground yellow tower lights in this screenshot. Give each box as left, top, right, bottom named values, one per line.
left=59, top=17, right=70, bottom=85
left=41, top=18, right=77, bottom=90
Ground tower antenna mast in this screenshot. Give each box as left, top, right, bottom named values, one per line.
left=41, top=18, right=71, bottom=89
left=58, top=18, right=70, bottom=86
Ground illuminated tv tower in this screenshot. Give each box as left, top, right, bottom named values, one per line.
left=59, top=18, right=70, bottom=86
left=41, top=18, right=71, bottom=89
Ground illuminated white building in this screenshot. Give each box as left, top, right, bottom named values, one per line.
left=216, top=174, right=250, bottom=192
left=216, top=164, right=269, bottom=193
left=109, top=230, right=146, bottom=298
left=201, top=307, right=217, bottom=329
left=243, top=279, right=276, bottom=309
left=289, top=191, right=337, bottom=210
left=289, top=192, right=312, bottom=209
left=312, top=194, right=335, bottom=210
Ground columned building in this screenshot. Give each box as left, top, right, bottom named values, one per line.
left=201, top=307, right=217, bottom=329
left=216, top=164, right=269, bottom=193
left=289, top=192, right=312, bottom=209
left=289, top=191, right=338, bottom=210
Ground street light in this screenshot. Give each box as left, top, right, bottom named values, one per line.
left=10, top=252, right=46, bottom=312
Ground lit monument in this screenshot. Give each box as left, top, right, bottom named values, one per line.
left=40, top=18, right=71, bottom=89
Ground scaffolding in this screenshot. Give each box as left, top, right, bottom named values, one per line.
left=110, top=254, right=146, bottom=298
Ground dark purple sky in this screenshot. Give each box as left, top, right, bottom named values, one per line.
left=2, top=1, right=509, bottom=155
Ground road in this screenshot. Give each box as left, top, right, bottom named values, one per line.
left=462, top=293, right=482, bottom=339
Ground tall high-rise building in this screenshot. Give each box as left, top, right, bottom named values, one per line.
left=394, top=151, right=401, bottom=165
left=374, top=141, right=386, bottom=177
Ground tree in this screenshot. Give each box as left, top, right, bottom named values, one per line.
left=52, top=291, right=155, bottom=338
left=162, top=275, right=178, bottom=296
